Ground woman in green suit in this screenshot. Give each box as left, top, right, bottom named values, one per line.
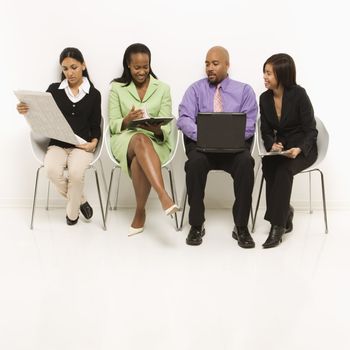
left=109, top=43, right=179, bottom=235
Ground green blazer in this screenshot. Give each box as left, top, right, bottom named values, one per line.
left=108, top=76, right=173, bottom=174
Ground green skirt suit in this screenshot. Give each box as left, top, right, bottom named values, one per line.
left=109, top=76, right=172, bottom=176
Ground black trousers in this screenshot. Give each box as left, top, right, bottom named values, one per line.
left=262, top=146, right=318, bottom=227
left=184, top=139, right=255, bottom=227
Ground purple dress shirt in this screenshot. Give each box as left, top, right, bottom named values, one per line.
left=177, top=76, right=258, bottom=141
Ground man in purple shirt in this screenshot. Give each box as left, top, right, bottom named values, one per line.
left=177, top=46, right=257, bottom=248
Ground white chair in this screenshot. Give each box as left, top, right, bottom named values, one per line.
left=30, top=118, right=107, bottom=230
left=104, top=118, right=180, bottom=230
left=179, top=133, right=256, bottom=230
left=252, top=116, right=329, bottom=233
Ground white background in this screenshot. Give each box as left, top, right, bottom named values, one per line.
left=1, top=0, right=349, bottom=209
left=1, top=2, right=350, bottom=350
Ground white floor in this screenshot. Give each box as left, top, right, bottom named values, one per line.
left=0, top=206, right=349, bottom=350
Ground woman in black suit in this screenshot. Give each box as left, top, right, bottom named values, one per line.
left=260, top=53, right=318, bottom=248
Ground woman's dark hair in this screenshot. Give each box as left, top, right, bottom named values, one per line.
left=59, top=47, right=91, bottom=82
left=112, top=43, right=157, bottom=86
left=263, top=53, right=296, bottom=89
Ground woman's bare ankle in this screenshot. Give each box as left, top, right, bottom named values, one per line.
left=159, top=193, right=174, bottom=211
left=131, top=208, right=146, bottom=228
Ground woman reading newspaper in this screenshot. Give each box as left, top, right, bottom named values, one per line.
left=17, top=47, right=101, bottom=225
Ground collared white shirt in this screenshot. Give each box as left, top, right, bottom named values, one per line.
left=59, top=76, right=90, bottom=103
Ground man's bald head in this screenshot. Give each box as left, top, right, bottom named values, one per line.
left=206, top=46, right=230, bottom=64
left=205, top=46, right=230, bottom=84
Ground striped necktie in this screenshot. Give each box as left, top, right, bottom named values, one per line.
left=213, top=84, right=223, bottom=112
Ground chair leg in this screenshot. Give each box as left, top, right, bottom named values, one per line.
left=98, top=158, right=108, bottom=194
left=30, top=166, right=43, bottom=230
left=93, top=167, right=106, bottom=230
left=250, top=205, right=254, bottom=229
left=318, top=169, right=328, bottom=234
left=105, top=166, right=117, bottom=223
left=167, top=168, right=179, bottom=231
left=308, top=172, right=313, bottom=214
left=46, top=181, right=50, bottom=210
left=254, top=158, right=262, bottom=183
left=251, top=158, right=263, bottom=232
left=113, top=169, right=122, bottom=210
left=305, top=169, right=328, bottom=234
left=179, top=189, right=188, bottom=231
left=252, top=174, right=264, bottom=233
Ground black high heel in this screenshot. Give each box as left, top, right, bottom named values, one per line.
left=263, top=225, right=285, bottom=248
left=66, top=215, right=79, bottom=226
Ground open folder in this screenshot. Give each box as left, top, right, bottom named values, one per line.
left=260, top=150, right=290, bottom=156
left=126, top=106, right=173, bottom=129
left=14, top=90, right=87, bottom=145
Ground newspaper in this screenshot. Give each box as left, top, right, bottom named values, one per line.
left=14, top=90, right=86, bottom=145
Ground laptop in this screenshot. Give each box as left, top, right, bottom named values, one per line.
left=196, top=112, right=247, bottom=153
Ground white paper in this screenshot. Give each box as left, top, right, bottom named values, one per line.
left=14, top=90, right=84, bottom=145
left=132, top=106, right=151, bottom=121
left=74, top=134, right=87, bottom=145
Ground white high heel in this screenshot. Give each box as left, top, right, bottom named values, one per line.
left=128, top=226, right=144, bottom=236
left=164, top=204, right=180, bottom=216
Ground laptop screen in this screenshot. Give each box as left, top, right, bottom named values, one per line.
left=197, top=112, right=246, bottom=153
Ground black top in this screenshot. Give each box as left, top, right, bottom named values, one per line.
left=46, top=83, right=102, bottom=148
left=259, top=85, right=318, bottom=157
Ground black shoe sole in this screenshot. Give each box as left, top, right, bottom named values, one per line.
left=262, top=239, right=282, bottom=249
left=238, top=242, right=255, bottom=249
left=186, top=238, right=203, bottom=246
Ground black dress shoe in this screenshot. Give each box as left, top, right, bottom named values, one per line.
left=232, top=226, right=255, bottom=248
left=262, top=225, right=285, bottom=248
left=66, top=215, right=79, bottom=226
left=186, top=225, right=205, bottom=246
left=80, top=202, right=93, bottom=220
left=285, top=206, right=294, bottom=233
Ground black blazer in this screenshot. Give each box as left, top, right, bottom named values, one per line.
left=259, top=85, right=317, bottom=157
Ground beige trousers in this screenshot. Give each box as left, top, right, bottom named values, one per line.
left=44, top=146, right=93, bottom=220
